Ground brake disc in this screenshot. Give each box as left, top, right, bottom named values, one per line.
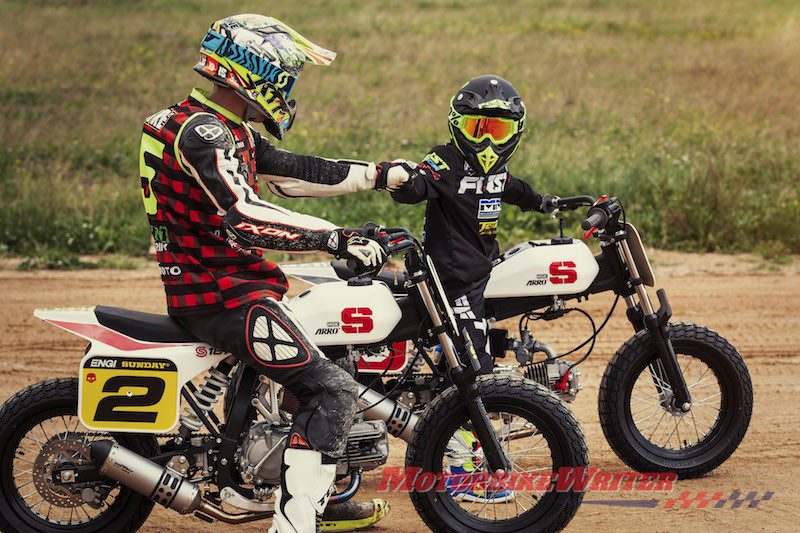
left=32, top=439, right=91, bottom=507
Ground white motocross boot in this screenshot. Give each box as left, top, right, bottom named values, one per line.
left=269, top=448, right=337, bottom=533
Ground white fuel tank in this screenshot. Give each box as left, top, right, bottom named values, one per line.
left=485, top=240, right=600, bottom=298
left=287, top=280, right=401, bottom=346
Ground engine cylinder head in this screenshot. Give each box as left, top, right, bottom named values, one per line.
left=523, top=360, right=550, bottom=387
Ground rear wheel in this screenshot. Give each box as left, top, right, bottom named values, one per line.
left=0, top=378, right=159, bottom=532
left=406, top=376, right=588, bottom=533
left=598, top=322, right=752, bottom=478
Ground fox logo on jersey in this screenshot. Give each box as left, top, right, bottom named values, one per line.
left=458, top=174, right=507, bottom=194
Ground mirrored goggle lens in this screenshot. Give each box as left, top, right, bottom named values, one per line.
left=461, top=116, right=517, bottom=143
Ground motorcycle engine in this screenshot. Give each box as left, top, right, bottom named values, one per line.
left=337, top=419, right=389, bottom=476
left=503, top=330, right=583, bottom=402
left=237, top=422, right=290, bottom=486
left=522, top=360, right=582, bottom=402
left=237, top=419, right=389, bottom=486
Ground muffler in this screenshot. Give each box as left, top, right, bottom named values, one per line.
left=356, top=384, right=418, bottom=442
left=90, top=440, right=201, bottom=514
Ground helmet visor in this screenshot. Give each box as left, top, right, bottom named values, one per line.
left=459, top=115, right=518, bottom=144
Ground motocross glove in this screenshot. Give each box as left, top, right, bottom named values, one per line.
left=375, top=160, right=419, bottom=191
left=326, top=228, right=386, bottom=268
left=540, top=194, right=560, bottom=213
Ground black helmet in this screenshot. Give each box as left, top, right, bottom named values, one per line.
left=448, top=75, right=526, bottom=175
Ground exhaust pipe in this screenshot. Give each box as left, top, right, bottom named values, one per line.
left=356, top=384, right=418, bottom=442
left=90, top=440, right=201, bottom=514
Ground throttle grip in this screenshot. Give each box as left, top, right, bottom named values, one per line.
left=581, top=210, right=608, bottom=231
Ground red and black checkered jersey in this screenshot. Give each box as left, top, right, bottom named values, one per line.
left=140, top=89, right=288, bottom=315
left=140, top=88, right=392, bottom=316
left=140, top=88, right=389, bottom=316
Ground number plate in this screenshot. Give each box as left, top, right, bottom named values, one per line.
left=79, top=356, right=179, bottom=432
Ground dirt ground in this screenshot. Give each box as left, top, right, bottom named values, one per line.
left=0, top=249, right=798, bottom=532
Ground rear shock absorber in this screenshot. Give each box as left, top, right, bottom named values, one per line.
left=180, top=364, right=232, bottom=433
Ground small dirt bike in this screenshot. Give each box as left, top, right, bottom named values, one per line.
left=0, top=228, right=587, bottom=533
left=284, top=195, right=753, bottom=479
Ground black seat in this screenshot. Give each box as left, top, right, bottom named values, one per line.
left=95, top=306, right=200, bottom=343
left=330, top=261, right=408, bottom=294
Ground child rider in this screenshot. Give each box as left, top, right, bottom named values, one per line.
left=391, top=75, right=558, bottom=504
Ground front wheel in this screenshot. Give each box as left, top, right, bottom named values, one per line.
left=598, top=322, right=753, bottom=478
left=406, top=376, right=588, bottom=533
left=0, top=378, right=159, bottom=533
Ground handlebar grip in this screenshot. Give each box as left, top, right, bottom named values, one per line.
left=386, top=239, right=415, bottom=255
left=581, top=211, right=607, bottom=231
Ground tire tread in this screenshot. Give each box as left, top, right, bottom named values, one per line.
left=598, top=322, right=753, bottom=479
left=407, top=377, right=588, bottom=533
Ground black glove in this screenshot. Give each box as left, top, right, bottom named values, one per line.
left=375, top=160, right=437, bottom=191
left=539, top=194, right=559, bottom=214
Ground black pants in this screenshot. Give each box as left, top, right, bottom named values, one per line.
left=177, top=298, right=357, bottom=457
left=446, top=279, right=493, bottom=375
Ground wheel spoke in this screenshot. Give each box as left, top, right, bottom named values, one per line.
left=630, top=395, right=664, bottom=409
left=634, top=409, right=666, bottom=427
left=444, top=409, right=555, bottom=523
left=632, top=386, right=662, bottom=401
left=10, top=412, right=116, bottom=527
left=646, top=409, right=669, bottom=439
left=631, top=353, right=722, bottom=450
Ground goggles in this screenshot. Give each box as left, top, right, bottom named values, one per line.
left=458, top=115, right=519, bottom=144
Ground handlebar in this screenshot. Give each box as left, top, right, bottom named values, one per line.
left=556, top=195, right=597, bottom=211
left=345, top=224, right=420, bottom=275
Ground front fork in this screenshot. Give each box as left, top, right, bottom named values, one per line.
left=413, top=274, right=511, bottom=473
left=618, top=241, right=692, bottom=410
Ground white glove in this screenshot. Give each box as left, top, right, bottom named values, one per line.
left=345, top=235, right=385, bottom=267
left=327, top=229, right=386, bottom=268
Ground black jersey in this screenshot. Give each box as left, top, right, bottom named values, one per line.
left=391, top=143, right=545, bottom=287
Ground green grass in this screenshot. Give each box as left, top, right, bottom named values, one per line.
left=1, top=0, right=798, bottom=267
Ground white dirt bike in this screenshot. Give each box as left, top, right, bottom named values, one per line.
left=0, top=228, right=587, bottom=533
left=283, top=195, right=753, bottom=479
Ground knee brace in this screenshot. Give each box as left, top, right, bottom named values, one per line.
left=288, top=360, right=358, bottom=457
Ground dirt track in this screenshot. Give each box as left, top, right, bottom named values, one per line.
left=0, top=250, right=798, bottom=532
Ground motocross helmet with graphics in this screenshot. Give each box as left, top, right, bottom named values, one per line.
left=448, top=75, right=526, bottom=175
left=194, top=14, right=336, bottom=140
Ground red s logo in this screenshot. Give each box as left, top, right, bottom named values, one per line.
left=341, top=308, right=374, bottom=334
left=549, top=261, right=578, bottom=284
